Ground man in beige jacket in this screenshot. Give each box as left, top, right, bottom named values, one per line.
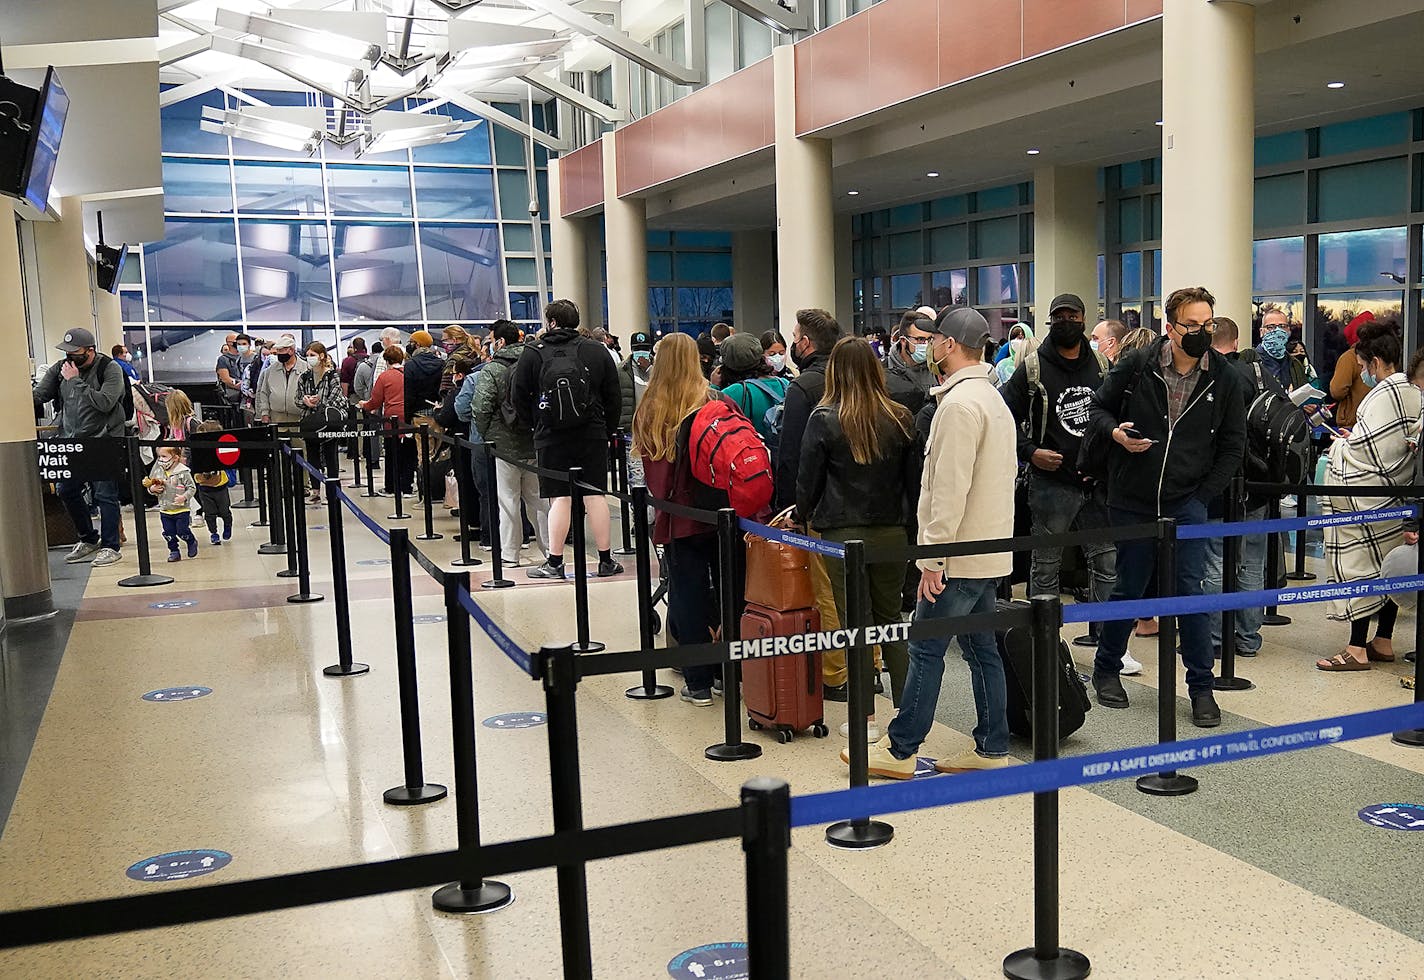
left=848, top=307, right=1017, bottom=779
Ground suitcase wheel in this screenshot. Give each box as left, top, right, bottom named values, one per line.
left=748, top=718, right=764, bottom=732
left=776, top=729, right=793, bottom=744
left=811, top=723, right=829, bottom=739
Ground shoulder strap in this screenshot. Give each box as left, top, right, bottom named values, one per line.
left=1023, top=351, right=1048, bottom=442
left=1093, top=350, right=1109, bottom=375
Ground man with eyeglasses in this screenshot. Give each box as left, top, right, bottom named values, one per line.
left=1085, top=286, right=1248, bottom=728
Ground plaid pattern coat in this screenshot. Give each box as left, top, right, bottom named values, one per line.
left=1322, top=373, right=1422, bottom=621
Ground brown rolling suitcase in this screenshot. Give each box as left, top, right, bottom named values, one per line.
left=741, top=604, right=828, bottom=743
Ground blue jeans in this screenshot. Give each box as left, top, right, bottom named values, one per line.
left=58, top=478, right=121, bottom=551
left=1095, top=499, right=1216, bottom=696
left=886, top=577, right=1006, bottom=759
left=1203, top=504, right=1267, bottom=654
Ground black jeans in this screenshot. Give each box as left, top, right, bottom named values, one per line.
left=304, top=436, right=340, bottom=491
left=664, top=533, right=725, bottom=692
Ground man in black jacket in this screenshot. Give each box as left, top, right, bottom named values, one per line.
left=1085, top=285, right=1248, bottom=728
left=512, top=299, right=624, bottom=580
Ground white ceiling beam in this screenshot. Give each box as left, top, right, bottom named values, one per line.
left=158, top=66, right=248, bottom=106
left=517, top=0, right=703, bottom=85
left=522, top=70, right=624, bottom=123
left=435, top=87, right=568, bottom=151
left=718, top=0, right=810, bottom=34
left=3, top=37, right=158, bottom=70
left=158, top=34, right=213, bottom=67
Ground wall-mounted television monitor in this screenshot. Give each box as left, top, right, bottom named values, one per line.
left=96, top=243, right=128, bottom=294
left=23, top=67, right=69, bottom=212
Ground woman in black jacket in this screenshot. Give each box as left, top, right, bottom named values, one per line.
left=797, top=337, right=923, bottom=735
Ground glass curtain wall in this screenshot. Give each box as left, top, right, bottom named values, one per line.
left=600, top=231, right=735, bottom=338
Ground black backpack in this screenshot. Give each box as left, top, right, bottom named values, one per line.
left=95, top=354, right=134, bottom=420
left=996, top=600, right=1090, bottom=741
left=1244, top=362, right=1311, bottom=484
left=533, top=341, right=595, bottom=430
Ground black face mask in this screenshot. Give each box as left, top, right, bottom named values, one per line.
left=276, top=352, right=293, bottom=364
left=790, top=341, right=811, bottom=369
left=68, top=351, right=91, bottom=368
left=1048, top=317, right=1084, bottom=349
left=1179, top=330, right=1211, bottom=359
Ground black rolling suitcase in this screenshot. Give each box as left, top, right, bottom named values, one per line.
left=995, top=600, right=1090, bottom=741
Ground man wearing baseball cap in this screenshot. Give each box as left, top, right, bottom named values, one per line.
left=846, top=307, right=1018, bottom=778
left=255, top=333, right=310, bottom=426
left=33, top=327, right=129, bottom=567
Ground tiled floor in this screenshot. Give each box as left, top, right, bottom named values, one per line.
left=2, top=471, right=1423, bottom=978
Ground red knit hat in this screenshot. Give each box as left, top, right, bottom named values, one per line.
left=1345, top=311, right=1374, bottom=346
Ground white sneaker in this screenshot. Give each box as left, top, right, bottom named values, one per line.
left=91, top=548, right=122, bottom=567
left=65, top=541, right=100, bottom=564
left=839, top=720, right=883, bottom=742
left=1121, top=651, right=1144, bottom=676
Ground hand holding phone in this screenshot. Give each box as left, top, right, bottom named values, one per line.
left=1115, top=421, right=1155, bottom=454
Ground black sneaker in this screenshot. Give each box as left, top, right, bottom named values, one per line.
left=823, top=682, right=848, bottom=703
left=526, top=561, right=565, bottom=580
left=1092, top=672, right=1129, bottom=709
left=1071, top=633, right=1099, bottom=649
left=873, top=673, right=884, bottom=695
left=596, top=558, right=624, bottom=577
left=1191, top=692, right=1222, bottom=728
left=712, top=678, right=724, bottom=698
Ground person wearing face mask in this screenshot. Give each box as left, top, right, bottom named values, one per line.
left=297, top=341, right=345, bottom=504
left=1085, top=286, right=1248, bottom=729
left=885, top=307, right=938, bottom=410
left=255, top=334, right=310, bottom=428
left=33, top=327, right=129, bottom=568
left=715, top=333, right=788, bottom=442
left=1240, top=309, right=1308, bottom=393
left=1089, top=319, right=1127, bottom=365
left=111, top=344, right=140, bottom=381
left=618, top=330, right=656, bottom=432
left=214, top=332, right=250, bottom=423
left=760, top=330, right=793, bottom=379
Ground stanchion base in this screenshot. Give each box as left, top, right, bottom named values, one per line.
left=432, top=880, right=514, bottom=915
left=276, top=568, right=300, bottom=578
left=1263, top=613, right=1292, bottom=626
left=416, top=532, right=444, bottom=541
left=287, top=592, right=325, bottom=604
left=232, top=499, right=260, bottom=510
left=257, top=542, right=285, bottom=555
left=248, top=520, right=270, bottom=528
left=825, top=819, right=894, bottom=850
left=1213, top=675, right=1254, bottom=691
left=626, top=684, right=675, bottom=700
left=705, top=741, right=763, bottom=762
left=612, top=547, right=637, bottom=557
left=323, top=661, right=369, bottom=677
left=361, top=490, right=386, bottom=498
left=481, top=578, right=515, bottom=590
left=347, top=480, right=364, bottom=490
left=117, top=573, right=175, bottom=589
left=1285, top=572, right=1317, bottom=582
left=1003, top=947, right=1092, bottom=980
left=1136, top=771, right=1199, bottom=796
left=388, top=513, right=413, bottom=521
left=383, top=783, right=447, bottom=806
left=450, top=557, right=484, bottom=567
left=570, top=641, right=606, bottom=654
left=1391, top=727, right=1424, bottom=747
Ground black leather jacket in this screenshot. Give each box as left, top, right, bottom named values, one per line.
left=795, top=405, right=923, bottom=532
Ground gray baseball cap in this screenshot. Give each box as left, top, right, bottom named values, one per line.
left=930, top=307, right=991, bottom=348
left=56, top=327, right=96, bottom=353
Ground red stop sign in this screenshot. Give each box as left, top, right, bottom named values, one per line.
left=216, top=433, right=240, bottom=467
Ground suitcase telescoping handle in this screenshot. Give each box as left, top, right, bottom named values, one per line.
left=805, top=613, right=815, bottom=695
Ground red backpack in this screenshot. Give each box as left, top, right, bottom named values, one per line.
left=688, top=397, right=774, bottom=518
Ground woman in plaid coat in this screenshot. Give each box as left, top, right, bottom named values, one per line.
left=1317, top=319, right=1420, bottom=672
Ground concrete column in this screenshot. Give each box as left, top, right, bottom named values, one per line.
left=833, top=213, right=854, bottom=333
left=1033, top=165, right=1099, bottom=334
left=0, top=204, right=55, bottom=620
left=772, top=45, right=836, bottom=332
left=548, top=159, right=592, bottom=321
left=95, top=289, right=123, bottom=354
left=602, top=133, right=648, bottom=336
left=31, top=196, right=96, bottom=356
left=732, top=230, right=775, bottom=335
left=1161, top=0, right=1254, bottom=325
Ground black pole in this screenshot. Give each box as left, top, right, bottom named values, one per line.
left=539, top=643, right=593, bottom=977
left=432, top=571, right=513, bottom=913
left=1286, top=486, right=1316, bottom=581
left=567, top=467, right=604, bottom=653
left=1392, top=495, right=1424, bottom=746
left=741, top=776, right=792, bottom=980
left=625, top=485, right=673, bottom=700
left=257, top=426, right=286, bottom=554
left=249, top=458, right=269, bottom=526
left=348, top=414, right=364, bottom=490
left=450, top=438, right=481, bottom=568
left=1004, top=595, right=1091, bottom=980
left=389, top=419, right=410, bottom=521
left=827, top=539, right=893, bottom=848
left=1263, top=494, right=1291, bottom=626
left=706, top=507, right=762, bottom=762
left=416, top=426, right=442, bottom=541
left=362, top=414, right=382, bottom=498
left=320, top=477, right=367, bottom=677
left=481, top=444, right=514, bottom=589
left=285, top=449, right=323, bottom=604
left=275, top=446, right=301, bottom=578
left=1215, top=474, right=1253, bottom=692
left=116, top=435, right=174, bottom=588
left=383, top=527, right=447, bottom=804
left=1137, top=518, right=1198, bottom=796
left=233, top=461, right=259, bottom=510
left=613, top=432, right=635, bottom=557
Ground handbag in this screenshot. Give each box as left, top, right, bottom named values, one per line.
left=301, top=404, right=347, bottom=435
left=744, top=506, right=817, bottom=611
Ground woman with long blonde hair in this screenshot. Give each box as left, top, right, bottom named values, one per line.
left=633, top=332, right=728, bottom=707
left=797, top=336, right=922, bottom=737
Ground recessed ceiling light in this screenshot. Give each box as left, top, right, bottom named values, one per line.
left=847, top=190, right=859, bottom=196
left=1327, top=81, right=1345, bottom=89
left=1026, top=148, right=1040, bottom=155
left=926, top=171, right=940, bottom=178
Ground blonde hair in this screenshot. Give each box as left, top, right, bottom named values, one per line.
left=1119, top=327, right=1157, bottom=354
left=821, top=337, right=912, bottom=464
left=166, top=390, right=194, bottom=430
left=631, top=333, right=712, bottom=462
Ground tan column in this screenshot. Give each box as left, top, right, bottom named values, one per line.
left=0, top=204, right=55, bottom=619
left=602, top=133, right=648, bottom=335
left=1033, top=165, right=1099, bottom=333
left=95, top=289, right=123, bottom=354
left=1161, top=0, right=1254, bottom=324
left=732, top=230, right=775, bottom=334
left=549, top=160, right=591, bottom=320
left=31, top=196, right=96, bottom=356
left=773, top=45, right=836, bottom=331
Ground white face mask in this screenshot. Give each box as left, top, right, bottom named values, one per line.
left=306, top=354, right=321, bottom=367
left=767, top=353, right=785, bottom=372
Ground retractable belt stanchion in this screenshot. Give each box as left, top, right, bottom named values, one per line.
left=248, top=457, right=269, bottom=527
left=382, top=527, right=445, bottom=802
left=625, top=485, right=673, bottom=700
left=1215, top=474, right=1253, bottom=692
left=276, top=445, right=301, bottom=579
left=257, top=425, right=287, bottom=554
left=116, top=436, right=175, bottom=589
left=234, top=461, right=258, bottom=510
left=741, top=777, right=792, bottom=980
left=416, top=426, right=442, bottom=541
left=1286, top=487, right=1316, bottom=581
left=361, top=415, right=382, bottom=498
left=1137, top=518, right=1198, bottom=797
left=1004, top=595, right=1091, bottom=980
left=827, top=539, right=893, bottom=849
left=706, top=507, right=762, bottom=762
left=613, top=432, right=635, bottom=558
left=320, top=477, right=367, bottom=676
left=481, top=445, right=513, bottom=589
left=433, top=571, right=512, bottom=913
left=348, top=414, right=364, bottom=490
left=388, top=419, right=411, bottom=522
left=450, top=439, right=480, bottom=568
left=538, top=643, right=593, bottom=977
left=567, top=467, right=603, bottom=654
left=1393, top=495, right=1424, bottom=747
left=1263, top=494, right=1291, bottom=626
left=285, top=449, right=323, bottom=604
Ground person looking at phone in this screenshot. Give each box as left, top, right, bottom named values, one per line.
left=1085, top=286, right=1248, bottom=728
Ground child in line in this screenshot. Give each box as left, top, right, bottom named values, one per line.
left=144, top=446, right=199, bottom=562
left=192, top=420, right=235, bottom=545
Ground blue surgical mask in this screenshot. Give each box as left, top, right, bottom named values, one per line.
left=1260, top=328, right=1288, bottom=360
left=1089, top=339, right=1100, bottom=353
left=1362, top=366, right=1378, bottom=389
left=910, top=342, right=930, bottom=365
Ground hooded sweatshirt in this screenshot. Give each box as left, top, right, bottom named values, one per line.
left=999, top=335, right=1107, bottom=487
left=147, top=459, right=198, bottom=514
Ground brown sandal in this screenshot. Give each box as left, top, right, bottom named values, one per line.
left=1316, top=652, right=1370, bottom=672
left=1366, top=640, right=1396, bottom=663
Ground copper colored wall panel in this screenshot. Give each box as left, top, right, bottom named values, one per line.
left=867, top=0, right=941, bottom=108
left=938, top=0, right=1023, bottom=86
left=796, top=16, right=872, bottom=135
left=616, top=122, right=655, bottom=200
left=1126, top=0, right=1163, bottom=23
left=559, top=141, right=604, bottom=217
left=1023, top=0, right=1127, bottom=57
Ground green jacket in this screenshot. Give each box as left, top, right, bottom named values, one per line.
left=471, top=342, right=535, bottom=460
left=33, top=353, right=128, bottom=438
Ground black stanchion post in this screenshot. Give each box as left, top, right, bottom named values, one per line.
left=383, top=526, right=447, bottom=804
left=389, top=419, right=411, bottom=521
left=1393, top=495, right=1424, bottom=747
left=285, top=449, right=323, bottom=604
left=626, top=485, right=673, bottom=700
left=234, top=462, right=258, bottom=510
left=248, top=458, right=268, bottom=526
left=1286, top=486, right=1316, bottom=581
left=1263, top=494, right=1291, bottom=626
left=538, top=643, right=594, bottom=977
left=742, top=777, right=791, bottom=980
left=827, top=539, right=893, bottom=849
left=1215, top=474, right=1253, bottom=692
left=276, top=445, right=301, bottom=578
left=362, top=414, right=382, bottom=498
left=433, top=571, right=512, bottom=913
left=1004, top=595, right=1091, bottom=980
left=320, top=477, right=367, bottom=676
left=613, top=432, right=635, bottom=557
left=450, top=438, right=481, bottom=568
left=1137, top=518, right=1199, bottom=797
left=116, top=435, right=175, bottom=588
left=416, top=426, right=442, bottom=541
left=481, top=444, right=514, bottom=589
left=349, top=414, right=364, bottom=490
left=567, top=467, right=604, bottom=654
left=258, top=426, right=287, bottom=554
left=706, top=507, right=762, bottom=762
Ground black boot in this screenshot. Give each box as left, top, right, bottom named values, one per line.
left=1191, top=692, right=1221, bottom=728
left=1092, top=671, right=1129, bottom=708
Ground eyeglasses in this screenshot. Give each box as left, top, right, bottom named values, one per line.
left=1173, top=319, right=1216, bottom=335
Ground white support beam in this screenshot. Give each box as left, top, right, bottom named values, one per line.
left=518, top=0, right=703, bottom=85
left=684, top=0, right=707, bottom=82
left=720, top=0, right=810, bottom=33
left=3, top=37, right=159, bottom=70
left=435, top=88, right=570, bottom=152
left=158, top=34, right=213, bottom=67
left=158, top=67, right=248, bottom=107
left=522, top=71, right=625, bottom=123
